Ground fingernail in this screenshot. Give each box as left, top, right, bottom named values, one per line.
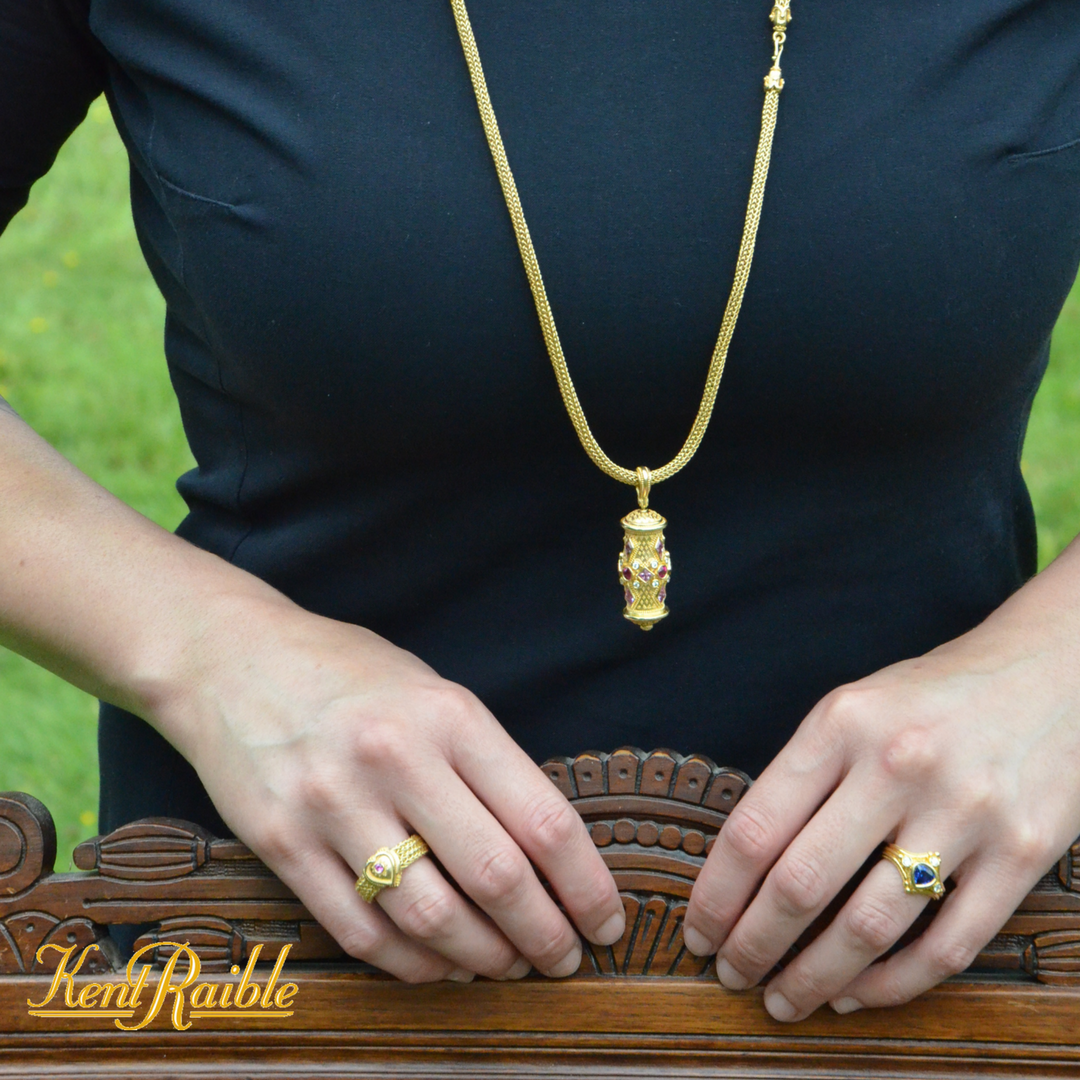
left=594, top=911, right=625, bottom=946
left=683, top=925, right=715, bottom=956
left=504, top=956, right=532, bottom=980
left=830, top=997, right=863, bottom=1015
left=447, top=967, right=475, bottom=983
left=765, top=991, right=798, bottom=1022
left=715, top=957, right=751, bottom=991
left=547, top=944, right=583, bottom=979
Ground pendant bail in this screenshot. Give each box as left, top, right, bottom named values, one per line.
left=635, top=466, right=652, bottom=510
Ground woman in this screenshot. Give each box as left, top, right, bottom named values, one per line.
left=2, top=0, right=1079, bottom=1022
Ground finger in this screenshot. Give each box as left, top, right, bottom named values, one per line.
left=450, top=728, right=626, bottom=947
left=760, top=856, right=933, bottom=1021
left=397, top=763, right=589, bottom=978
left=268, top=839, right=465, bottom=983
left=353, top=824, right=529, bottom=981
left=710, top=770, right=899, bottom=990
left=828, top=860, right=1030, bottom=1015
left=684, top=721, right=846, bottom=956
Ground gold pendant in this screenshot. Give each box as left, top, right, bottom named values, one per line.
left=618, top=507, right=671, bottom=630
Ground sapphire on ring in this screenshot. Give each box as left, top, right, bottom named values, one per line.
left=882, top=844, right=945, bottom=900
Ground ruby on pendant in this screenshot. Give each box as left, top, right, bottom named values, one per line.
left=622, top=567, right=633, bottom=581
left=658, top=565, right=667, bottom=579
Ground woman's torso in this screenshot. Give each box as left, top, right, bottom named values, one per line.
left=67, top=0, right=1080, bottom=825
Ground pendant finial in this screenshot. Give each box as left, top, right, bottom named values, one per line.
left=618, top=506, right=670, bottom=630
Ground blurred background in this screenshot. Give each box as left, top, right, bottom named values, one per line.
left=2, top=101, right=1079, bottom=861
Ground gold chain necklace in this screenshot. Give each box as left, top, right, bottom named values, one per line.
left=451, top=0, right=792, bottom=629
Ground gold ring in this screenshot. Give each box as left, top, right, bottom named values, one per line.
left=882, top=844, right=945, bottom=900
left=355, top=834, right=430, bottom=904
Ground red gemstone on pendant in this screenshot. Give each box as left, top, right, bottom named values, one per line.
left=658, top=565, right=667, bottom=579
left=622, top=567, right=633, bottom=581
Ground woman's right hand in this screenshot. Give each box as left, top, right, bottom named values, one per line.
left=0, top=405, right=625, bottom=983
left=147, top=593, right=627, bottom=983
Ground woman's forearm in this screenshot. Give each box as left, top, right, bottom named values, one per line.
left=0, top=401, right=628, bottom=983
left=0, top=403, right=294, bottom=729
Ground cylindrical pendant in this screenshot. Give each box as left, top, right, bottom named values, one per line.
left=618, top=508, right=671, bottom=630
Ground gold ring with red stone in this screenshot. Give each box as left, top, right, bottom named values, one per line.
left=355, top=834, right=430, bottom=903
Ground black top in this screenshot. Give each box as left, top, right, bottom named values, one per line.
left=3, top=0, right=1080, bottom=838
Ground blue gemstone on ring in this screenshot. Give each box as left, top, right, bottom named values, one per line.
left=912, top=863, right=936, bottom=888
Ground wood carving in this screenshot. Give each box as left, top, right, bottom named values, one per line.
left=544, top=749, right=747, bottom=975
left=3, top=754, right=1080, bottom=1078
left=0, top=748, right=1078, bottom=984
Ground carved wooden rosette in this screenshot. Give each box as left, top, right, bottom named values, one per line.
left=1, top=751, right=1079, bottom=984
left=543, top=749, right=748, bottom=975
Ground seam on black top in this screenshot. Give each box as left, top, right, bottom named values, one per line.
left=224, top=398, right=254, bottom=565
left=155, top=169, right=241, bottom=212
left=1009, top=134, right=1080, bottom=164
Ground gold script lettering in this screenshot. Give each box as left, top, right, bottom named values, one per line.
left=116, top=942, right=201, bottom=1032
left=76, top=982, right=103, bottom=1009
left=234, top=943, right=264, bottom=1007
left=189, top=981, right=218, bottom=1010
left=26, top=943, right=100, bottom=1008
left=261, top=945, right=292, bottom=1008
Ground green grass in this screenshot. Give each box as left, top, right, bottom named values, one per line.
left=1, top=101, right=1079, bottom=861
left=1025, top=286, right=1080, bottom=566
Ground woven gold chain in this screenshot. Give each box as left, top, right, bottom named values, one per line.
left=450, top=0, right=792, bottom=496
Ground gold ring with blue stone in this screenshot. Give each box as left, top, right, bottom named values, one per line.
left=355, top=834, right=430, bottom=903
left=882, top=844, right=945, bottom=900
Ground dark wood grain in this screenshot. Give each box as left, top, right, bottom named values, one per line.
left=1, top=748, right=1079, bottom=1077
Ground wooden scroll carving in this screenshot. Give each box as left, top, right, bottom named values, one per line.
left=2, top=748, right=1079, bottom=982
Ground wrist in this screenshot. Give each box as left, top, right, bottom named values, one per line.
left=113, top=551, right=302, bottom=755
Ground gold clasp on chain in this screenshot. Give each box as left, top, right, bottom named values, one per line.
left=635, top=466, right=652, bottom=510
left=770, top=1, right=792, bottom=29
left=766, top=0, right=790, bottom=89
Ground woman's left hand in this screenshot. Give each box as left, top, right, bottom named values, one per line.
left=682, top=542, right=1080, bottom=1022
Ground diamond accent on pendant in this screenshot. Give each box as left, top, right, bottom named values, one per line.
left=901, top=855, right=911, bottom=867
left=633, top=581, right=641, bottom=589
left=632, top=560, right=640, bottom=570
